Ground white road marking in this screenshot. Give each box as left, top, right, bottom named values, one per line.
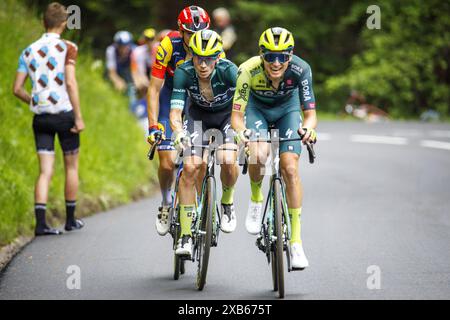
left=429, top=130, right=450, bottom=139
left=350, top=135, right=408, bottom=145
left=420, top=140, right=450, bottom=151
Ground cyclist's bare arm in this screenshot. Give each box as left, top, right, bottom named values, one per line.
left=13, top=72, right=30, bottom=104
left=108, top=69, right=126, bottom=91
left=302, top=109, right=317, bottom=130
left=231, top=111, right=246, bottom=132
left=147, top=75, right=164, bottom=127
left=170, top=108, right=183, bottom=134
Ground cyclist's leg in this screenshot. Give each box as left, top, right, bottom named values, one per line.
left=178, top=155, right=203, bottom=237
left=209, top=108, right=239, bottom=205
left=245, top=100, right=270, bottom=203
left=178, top=106, right=205, bottom=237
left=157, top=84, right=176, bottom=207
left=276, top=109, right=304, bottom=245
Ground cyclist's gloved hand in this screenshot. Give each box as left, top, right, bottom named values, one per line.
left=235, top=129, right=252, bottom=145
left=147, top=124, right=165, bottom=146
left=298, top=127, right=317, bottom=144
left=174, top=130, right=191, bottom=153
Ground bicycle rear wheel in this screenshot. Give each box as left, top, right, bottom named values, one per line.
left=273, top=179, right=285, bottom=298
left=196, top=176, right=214, bottom=291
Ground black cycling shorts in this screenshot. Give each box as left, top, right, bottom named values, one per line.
left=32, top=111, right=80, bottom=155
left=183, top=105, right=236, bottom=157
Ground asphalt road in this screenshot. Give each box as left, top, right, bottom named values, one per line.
left=1, top=121, right=449, bottom=300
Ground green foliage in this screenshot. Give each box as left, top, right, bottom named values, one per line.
left=326, top=0, right=450, bottom=117
left=0, top=0, right=155, bottom=246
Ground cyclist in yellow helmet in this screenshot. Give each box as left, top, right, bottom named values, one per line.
left=231, top=27, right=318, bottom=269
left=170, top=30, right=239, bottom=257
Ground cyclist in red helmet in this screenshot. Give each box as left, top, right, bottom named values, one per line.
left=147, top=6, right=210, bottom=236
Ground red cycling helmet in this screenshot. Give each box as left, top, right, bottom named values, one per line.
left=177, top=6, right=210, bottom=33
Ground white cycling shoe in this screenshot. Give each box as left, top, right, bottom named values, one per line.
left=220, top=204, right=237, bottom=233
left=290, top=242, right=309, bottom=270
left=156, top=206, right=171, bottom=236
left=175, top=235, right=193, bottom=257
left=245, top=201, right=263, bottom=235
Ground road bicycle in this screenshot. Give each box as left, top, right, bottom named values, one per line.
left=242, top=128, right=316, bottom=298
left=148, top=136, right=237, bottom=290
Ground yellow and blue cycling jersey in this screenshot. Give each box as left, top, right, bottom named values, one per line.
left=233, top=55, right=317, bottom=155
left=232, top=55, right=316, bottom=113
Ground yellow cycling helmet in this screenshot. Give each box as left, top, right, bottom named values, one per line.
left=189, top=30, right=223, bottom=57
left=259, top=27, right=294, bottom=52
left=143, top=28, right=156, bottom=40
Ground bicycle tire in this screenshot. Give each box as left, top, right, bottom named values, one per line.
left=271, top=251, right=278, bottom=291
left=173, top=210, right=182, bottom=280
left=196, top=176, right=214, bottom=291
left=273, top=179, right=285, bottom=298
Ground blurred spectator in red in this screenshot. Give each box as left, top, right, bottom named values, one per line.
left=345, top=89, right=389, bottom=122
left=212, top=7, right=237, bottom=59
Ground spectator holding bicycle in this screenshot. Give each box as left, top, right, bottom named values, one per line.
left=13, top=2, right=85, bottom=236
left=169, top=30, right=239, bottom=257
left=231, top=27, right=318, bottom=270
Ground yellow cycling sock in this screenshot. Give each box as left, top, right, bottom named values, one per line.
left=221, top=185, right=235, bottom=205
left=180, top=204, right=195, bottom=236
left=250, top=179, right=264, bottom=203
left=289, top=208, right=302, bottom=245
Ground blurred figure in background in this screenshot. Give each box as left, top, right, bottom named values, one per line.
left=345, top=89, right=389, bottom=122
left=212, top=7, right=237, bottom=60
left=106, top=31, right=137, bottom=106
left=131, top=28, right=157, bottom=97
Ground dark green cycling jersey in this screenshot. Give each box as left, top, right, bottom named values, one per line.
left=170, top=58, right=238, bottom=112
left=232, top=55, right=316, bottom=113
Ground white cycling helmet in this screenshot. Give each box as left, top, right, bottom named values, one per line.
left=114, top=31, right=133, bottom=45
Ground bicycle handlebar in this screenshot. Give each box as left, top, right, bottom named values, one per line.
left=241, top=130, right=317, bottom=175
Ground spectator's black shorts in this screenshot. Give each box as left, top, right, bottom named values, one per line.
left=32, top=111, right=80, bottom=155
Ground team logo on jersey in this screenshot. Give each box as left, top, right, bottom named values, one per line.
left=233, top=104, right=242, bottom=111
left=156, top=46, right=167, bottom=63
left=236, top=83, right=249, bottom=102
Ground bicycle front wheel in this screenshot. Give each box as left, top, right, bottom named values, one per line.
left=273, top=179, right=285, bottom=298
left=196, top=176, right=215, bottom=291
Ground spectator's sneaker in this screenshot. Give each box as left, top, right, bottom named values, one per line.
left=35, top=225, right=63, bottom=236
left=156, top=206, right=171, bottom=236
left=220, top=204, right=236, bottom=233
left=65, top=219, right=85, bottom=232
left=175, top=235, right=192, bottom=257
left=290, top=243, right=309, bottom=270
left=245, top=201, right=263, bottom=235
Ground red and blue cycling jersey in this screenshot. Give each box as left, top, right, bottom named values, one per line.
left=151, top=31, right=188, bottom=90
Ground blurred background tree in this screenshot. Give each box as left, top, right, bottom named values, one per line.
left=23, top=0, right=450, bottom=119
